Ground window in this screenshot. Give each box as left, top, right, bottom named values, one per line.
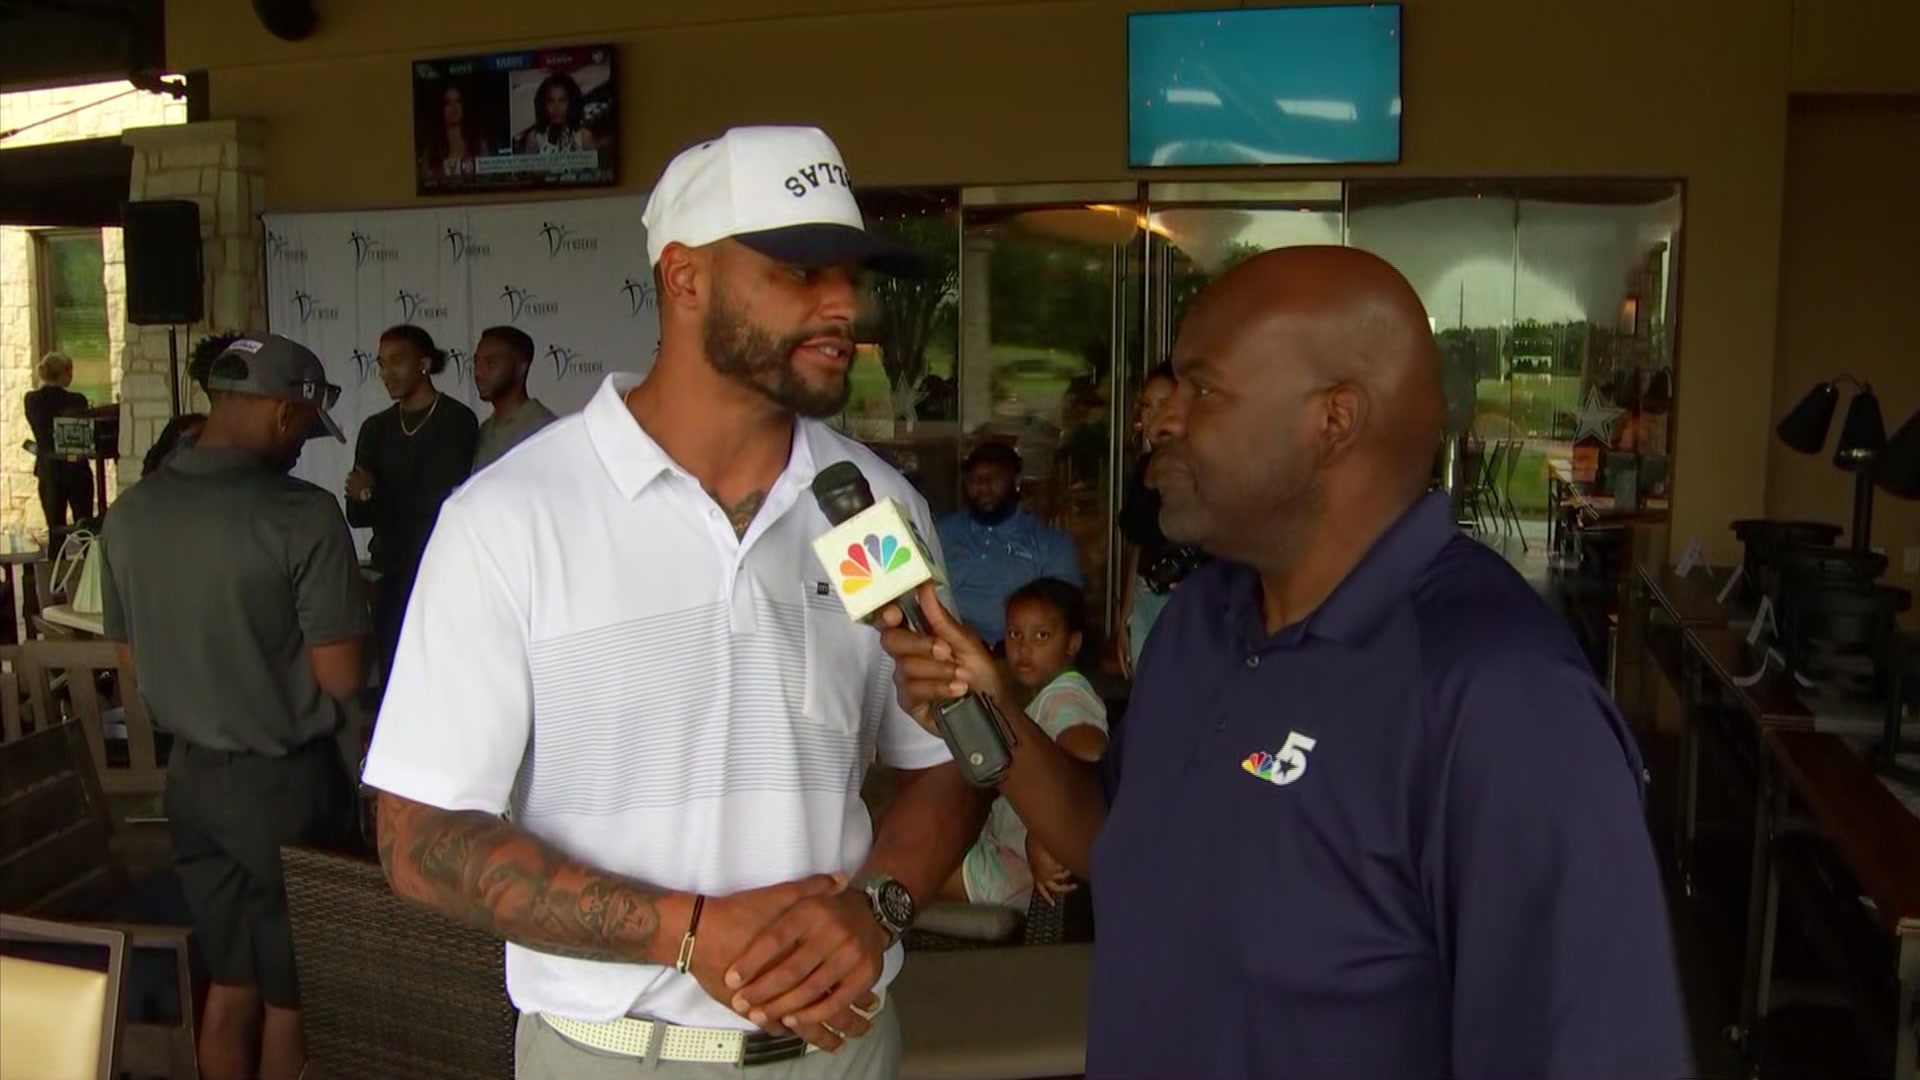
left=35, top=230, right=112, bottom=407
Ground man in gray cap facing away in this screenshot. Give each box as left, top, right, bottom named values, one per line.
left=101, top=333, right=369, bottom=1080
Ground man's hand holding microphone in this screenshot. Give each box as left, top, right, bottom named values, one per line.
left=874, top=581, right=1111, bottom=881
left=877, top=581, right=1012, bottom=726
left=694, top=461, right=1104, bottom=1053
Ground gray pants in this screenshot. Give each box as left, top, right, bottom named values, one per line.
left=514, top=1011, right=902, bottom=1080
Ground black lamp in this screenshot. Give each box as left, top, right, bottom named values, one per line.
left=1776, top=380, right=1839, bottom=453
left=1872, top=415, right=1920, bottom=779
left=1774, top=377, right=1886, bottom=552
left=1878, top=408, right=1920, bottom=500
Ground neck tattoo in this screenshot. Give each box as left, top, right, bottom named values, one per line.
left=724, top=490, right=766, bottom=539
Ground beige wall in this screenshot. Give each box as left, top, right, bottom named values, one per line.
left=1767, top=100, right=1920, bottom=605
left=162, top=0, right=1917, bottom=562
left=0, top=81, right=185, bottom=532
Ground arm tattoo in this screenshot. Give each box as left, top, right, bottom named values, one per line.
left=376, top=795, right=663, bottom=964
left=724, top=490, right=766, bottom=539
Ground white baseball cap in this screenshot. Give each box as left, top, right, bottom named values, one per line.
left=641, top=125, right=922, bottom=276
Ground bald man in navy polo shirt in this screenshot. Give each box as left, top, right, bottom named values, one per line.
left=880, top=246, right=1690, bottom=1079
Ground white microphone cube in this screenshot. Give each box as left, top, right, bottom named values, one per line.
left=811, top=498, right=939, bottom=622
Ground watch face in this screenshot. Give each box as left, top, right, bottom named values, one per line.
left=872, top=879, right=915, bottom=929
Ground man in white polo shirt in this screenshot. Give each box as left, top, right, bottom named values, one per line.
left=362, top=126, right=986, bottom=1079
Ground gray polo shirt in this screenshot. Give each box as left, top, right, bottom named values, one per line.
left=101, top=446, right=369, bottom=755
left=472, top=398, right=557, bottom=472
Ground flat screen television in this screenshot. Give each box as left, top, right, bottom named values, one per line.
left=412, top=44, right=618, bottom=196
left=1127, top=5, right=1402, bottom=168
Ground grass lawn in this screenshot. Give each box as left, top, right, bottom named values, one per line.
left=1474, top=374, right=1582, bottom=438
left=1506, top=447, right=1552, bottom=515
left=843, top=344, right=1083, bottom=421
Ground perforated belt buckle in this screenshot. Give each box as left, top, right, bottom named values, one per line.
left=740, top=1032, right=808, bottom=1066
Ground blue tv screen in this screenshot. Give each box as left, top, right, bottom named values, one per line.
left=1128, top=5, right=1402, bottom=168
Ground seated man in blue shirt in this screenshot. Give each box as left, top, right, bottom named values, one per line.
left=936, top=441, right=1081, bottom=646
left=881, top=246, right=1690, bottom=1080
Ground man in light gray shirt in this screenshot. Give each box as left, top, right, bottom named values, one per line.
left=471, top=325, right=557, bottom=471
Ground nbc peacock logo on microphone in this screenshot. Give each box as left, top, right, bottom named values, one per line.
left=811, top=497, right=941, bottom=621
left=836, top=534, right=914, bottom=594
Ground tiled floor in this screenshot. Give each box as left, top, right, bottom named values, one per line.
left=1476, top=515, right=1554, bottom=589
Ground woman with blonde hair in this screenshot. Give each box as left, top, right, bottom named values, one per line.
left=22, top=351, right=94, bottom=530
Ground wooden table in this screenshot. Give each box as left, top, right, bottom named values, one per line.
left=0, top=547, right=46, bottom=647
left=1758, top=731, right=1920, bottom=1079
left=1677, top=625, right=1815, bottom=1053
left=1627, top=561, right=1735, bottom=727
left=1547, top=457, right=1671, bottom=552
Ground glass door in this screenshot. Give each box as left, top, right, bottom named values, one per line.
left=1142, top=181, right=1346, bottom=383
left=956, top=185, right=1143, bottom=639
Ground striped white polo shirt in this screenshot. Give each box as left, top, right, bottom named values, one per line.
left=361, top=372, right=952, bottom=1029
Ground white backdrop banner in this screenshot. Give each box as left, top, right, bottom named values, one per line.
left=262, top=194, right=661, bottom=525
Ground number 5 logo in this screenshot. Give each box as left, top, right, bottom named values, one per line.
left=1245, top=731, right=1318, bottom=787
left=1271, top=731, right=1317, bottom=786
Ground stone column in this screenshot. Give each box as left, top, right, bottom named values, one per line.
left=958, top=234, right=996, bottom=432
left=0, top=229, right=35, bottom=526
left=117, top=120, right=267, bottom=489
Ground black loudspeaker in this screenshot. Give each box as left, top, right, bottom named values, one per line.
left=124, top=200, right=205, bottom=326
left=253, top=0, right=317, bottom=41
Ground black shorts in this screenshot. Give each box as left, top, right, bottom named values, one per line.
left=164, top=737, right=357, bottom=1007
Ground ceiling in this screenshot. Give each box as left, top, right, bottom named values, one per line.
left=0, top=0, right=164, bottom=92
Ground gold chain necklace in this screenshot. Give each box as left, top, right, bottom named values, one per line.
left=400, top=393, right=440, bottom=437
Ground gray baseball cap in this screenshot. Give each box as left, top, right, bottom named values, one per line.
left=203, top=333, right=345, bottom=442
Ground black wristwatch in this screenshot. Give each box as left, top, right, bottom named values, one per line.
left=857, top=877, right=915, bottom=944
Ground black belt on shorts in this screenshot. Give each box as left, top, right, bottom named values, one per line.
left=177, top=734, right=334, bottom=765
left=743, top=1032, right=809, bottom=1066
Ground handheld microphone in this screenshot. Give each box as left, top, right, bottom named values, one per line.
left=811, top=461, right=1016, bottom=788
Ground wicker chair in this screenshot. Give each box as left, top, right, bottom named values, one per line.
left=0, top=721, right=198, bottom=1079
left=282, top=846, right=515, bottom=1080
left=902, top=875, right=1094, bottom=953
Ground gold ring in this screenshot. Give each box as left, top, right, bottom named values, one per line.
left=822, top=1023, right=847, bottom=1041
left=849, top=1000, right=879, bottom=1022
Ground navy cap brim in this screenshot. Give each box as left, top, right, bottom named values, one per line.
left=733, top=223, right=927, bottom=278
left=308, top=405, right=345, bottom=443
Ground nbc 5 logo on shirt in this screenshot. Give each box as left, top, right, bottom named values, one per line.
left=1243, top=731, right=1317, bottom=787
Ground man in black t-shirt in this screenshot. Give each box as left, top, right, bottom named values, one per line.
left=102, top=334, right=368, bottom=1080
left=344, top=324, right=478, bottom=683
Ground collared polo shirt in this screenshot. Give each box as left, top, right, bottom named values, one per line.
left=935, top=508, right=1081, bottom=644
left=361, top=374, right=952, bottom=1029
left=100, top=446, right=367, bottom=755
left=472, top=397, right=558, bottom=472
left=1087, top=492, right=1690, bottom=1079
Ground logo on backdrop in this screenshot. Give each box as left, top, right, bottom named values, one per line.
left=351, top=348, right=379, bottom=384
left=547, top=345, right=603, bottom=379
left=446, top=347, right=473, bottom=382
left=540, top=222, right=599, bottom=257
left=443, top=228, right=491, bottom=263
left=501, top=285, right=559, bottom=321
left=292, top=290, right=341, bottom=324
left=350, top=231, right=401, bottom=268
left=265, top=230, right=308, bottom=263
left=621, top=277, right=657, bottom=316
left=395, top=289, right=450, bottom=322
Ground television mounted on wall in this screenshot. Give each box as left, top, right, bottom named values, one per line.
left=412, top=43, right=618, bottom=196
left=1127, top=5, right=1402, bottom=168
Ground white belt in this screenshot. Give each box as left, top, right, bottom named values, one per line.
left=542, top=990, right=886, bottom=1066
